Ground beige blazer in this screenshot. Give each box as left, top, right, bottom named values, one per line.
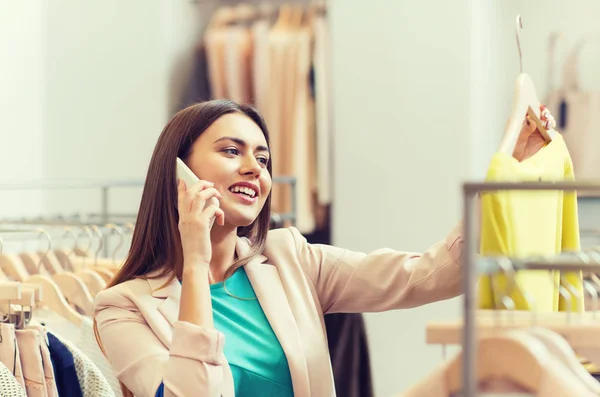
left=94, top=224, right=464, bottom=397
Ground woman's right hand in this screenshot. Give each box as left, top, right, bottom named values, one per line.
left=177, top=178, right=225, bottom=268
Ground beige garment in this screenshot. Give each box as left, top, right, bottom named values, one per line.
left=265, top=30, right=291, bottom=215
left=0, top=323, right=25, bottom=390
left=95, top=223, right=465, bottom=397
left=251, top=18, right=271, bottom=111
left=28, top=325, right=59, bottom=397
left=204, top=28, right=228, bottom=99
left=266, top=26, right=318, bottom=233
left=398, top=355, right=596, bottom=397
left=312, top=13, right=333, bottom=206
left=15, top=329, right=47, bottom=397
left=290, top=27, right=317, bottom=233
left=546, top=37, right=600, bottom=189
left=224, top=26, right=253, bottom=104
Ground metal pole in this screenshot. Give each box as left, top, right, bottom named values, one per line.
left=462, top=187, right=477, bottom=397
left=290, top=178, right=297, bottom=227
left=460, top=179, right=600, bottom=397
left=101, top=186, right=109, bottom=257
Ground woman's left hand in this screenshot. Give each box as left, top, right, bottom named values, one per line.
left=512, top=105, right=556, bottom=162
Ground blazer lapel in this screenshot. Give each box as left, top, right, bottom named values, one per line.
left=147, top=273, right=181, bottom=345
left=238, top=238, right=311, bottom=396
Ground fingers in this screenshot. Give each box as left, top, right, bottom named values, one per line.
left=190, top=188, right=222, bottom=214
left=203, top=205, right=226, bottom=227
left=540, top=104, right=556, bottom=130
left=177, top=179, right=220, bottom=214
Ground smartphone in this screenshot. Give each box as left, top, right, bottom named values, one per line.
left=176, top=157, right=219, bottom=228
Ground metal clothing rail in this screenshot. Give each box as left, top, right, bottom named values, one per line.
left=0, top=175, right=298, bottom=225
left=461, top=180, right=600, bottom=397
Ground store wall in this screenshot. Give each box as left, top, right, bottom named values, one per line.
left=330, top=0, right=600, bottom=395
left=329, top=1, right=472, bottom=395
left=0, top=1, right=46, bottom=218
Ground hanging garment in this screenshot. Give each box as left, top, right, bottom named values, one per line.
left=478, top=133, right=582, bottom=312
left=28, top=325, right=59, bottom=397
left=15, top=329, right=47, bottom=397
left=266, top=26, right=317, bottom=233
left=290, top=26, right=317, bottom=234
left=324, top=313, right=374, bottom=397
left=251, top=17, right=271, bottom=112
left=47, top=332, right=82, bottom=397
left=312, top=12, right=333, bottom=207
left=0, top=323, right=25, bottom=390
left=75, top=317, right=122, bottom=397
left=204, top=27, right=229, bottom=99
left=34, top=309, right=122, bottom=396
left=264, top=28, right=292, bottom=217
left=546, top=36, right=600, bottom=188
left=224, top=25, right=253, bottom=104
left=53, top=333, right=115, bottom=397
left=0, top=360, right=26, bottom=397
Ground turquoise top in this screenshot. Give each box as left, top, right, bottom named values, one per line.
left=167, top=267, right=293, bottom=397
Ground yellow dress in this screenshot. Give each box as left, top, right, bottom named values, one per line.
left=478, top=133, right=583, bottom=313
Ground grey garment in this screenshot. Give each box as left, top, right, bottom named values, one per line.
left=0, top=360, right=26, bottom=397
left=53, top=333, right=115, bottom=397
left=76, top=318, right=122, bottom=397
left=177, top=45, right=212, bottom=111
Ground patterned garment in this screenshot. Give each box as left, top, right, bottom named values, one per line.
left=52, top=333, right=115, bottom=397
left=0, top=360, right=26, bottom=396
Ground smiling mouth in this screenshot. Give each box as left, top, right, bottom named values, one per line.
left=228, top=185, right=257, bottom=199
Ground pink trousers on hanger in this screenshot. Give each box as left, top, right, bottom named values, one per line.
left=15, top=328, right=47, bottom=397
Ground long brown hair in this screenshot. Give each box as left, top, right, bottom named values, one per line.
left=94, top=99, right=273, bottom=397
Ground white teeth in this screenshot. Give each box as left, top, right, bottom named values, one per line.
left=230, top=185, right=256, bottom=197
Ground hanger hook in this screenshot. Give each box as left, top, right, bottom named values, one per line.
left=62, top=227, right=78, bottom=256
left=35, top=228, right=52, bottom=273
left=91, top=225, right=104, bottom=264
left=78, top=226, right=94, bottom=257
left=105, top=223, right=124, bottom=264
left=516, top=14, right=523, bottom=73
left=583, top=279, right=598, bottom=319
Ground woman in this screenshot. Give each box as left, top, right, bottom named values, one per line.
left=94, top=99, right=551, bottom=397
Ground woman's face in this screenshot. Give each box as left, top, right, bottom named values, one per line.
left=186, top=113, right=272, bottom=228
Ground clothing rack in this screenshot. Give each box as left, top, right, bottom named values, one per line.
left=0, top=177, right=297, bottom=255
left=0, top=176, right=297, bottom=225
left=461, top=180, right=600, bottom=397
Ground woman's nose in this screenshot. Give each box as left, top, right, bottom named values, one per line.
left=239, top=157, right=262, bottom=176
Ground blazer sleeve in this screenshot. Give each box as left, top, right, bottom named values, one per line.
left=94, top=288, right=225, bottom=397
left=290, top=223, right=465, bottom=314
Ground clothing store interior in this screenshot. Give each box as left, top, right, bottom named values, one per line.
left=2, top=0, right=600, bottom=396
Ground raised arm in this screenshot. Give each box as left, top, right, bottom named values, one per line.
left=94, top=286, right=226, bottom=397
left=290, top=223, right=464, bottom=314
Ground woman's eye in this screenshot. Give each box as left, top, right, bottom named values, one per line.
left=257, top=157, right=269, bottom=165
left=223, top=148, right=239, bottom=155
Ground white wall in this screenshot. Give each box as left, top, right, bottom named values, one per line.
left=329, top=1, right=471, bottom=395
left=0, top=1, right=46, bottom=218
left=330, top=0, right=600, bottom=395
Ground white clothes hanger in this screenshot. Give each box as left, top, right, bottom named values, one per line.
left=498, top=15, right=557, bottom=156
left=527, top=327, right=600, bottom=394
left=445, top=330, right=549, bottom=394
